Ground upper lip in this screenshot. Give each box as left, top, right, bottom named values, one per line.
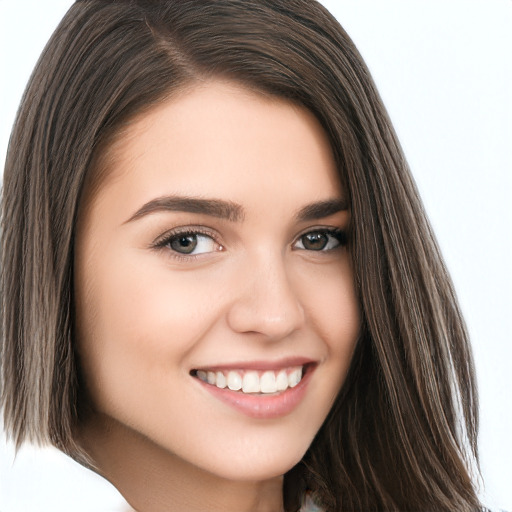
left=192, top=356, right=316, bottom=372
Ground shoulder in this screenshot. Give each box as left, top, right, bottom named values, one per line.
left=300, top=493, right=324, bottom=512
left=298, top=500, right=510, bottom=512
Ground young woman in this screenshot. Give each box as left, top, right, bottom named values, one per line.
left=1, top=1, right=503, bottom=511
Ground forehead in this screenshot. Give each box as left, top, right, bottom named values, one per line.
left=87, top=80, right=342, bottom=216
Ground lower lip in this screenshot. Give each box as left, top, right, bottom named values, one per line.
left=194, top=366, right=315, bottom=419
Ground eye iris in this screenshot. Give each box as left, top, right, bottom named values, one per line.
left=302, top=232, right=328, bottom=251
left=170, top=234, right=197, bottom=254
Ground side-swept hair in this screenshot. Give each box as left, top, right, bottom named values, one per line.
left=1, top=1, right=482, bottom=510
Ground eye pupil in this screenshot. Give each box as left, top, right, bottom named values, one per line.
left=302, top=232, right=328, bottom=251
left=170, top=234, right=197, bottom=254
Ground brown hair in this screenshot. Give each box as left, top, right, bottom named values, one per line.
left=1, top=1, right=482, bottom=510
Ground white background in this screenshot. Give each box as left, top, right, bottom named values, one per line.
left=1, top=1, right=511, bottom=511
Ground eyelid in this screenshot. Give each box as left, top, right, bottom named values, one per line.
left=151, top=226, right=223, bottom=258
left=292, top=226, right=347, bottom=251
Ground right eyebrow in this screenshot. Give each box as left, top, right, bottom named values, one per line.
left=124, top=195, right=245, bottom=224
left=296, top=197, right=349, bottom=221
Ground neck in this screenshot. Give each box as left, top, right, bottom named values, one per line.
left=78, top=413, right=285, bottom=512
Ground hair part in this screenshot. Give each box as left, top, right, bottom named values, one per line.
left=2, top=1, right=482, bottom=510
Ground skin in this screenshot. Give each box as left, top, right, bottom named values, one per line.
left=74, top=81, right=360, bottom=512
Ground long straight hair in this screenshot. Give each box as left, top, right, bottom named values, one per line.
left=1, top=1, right=481, bottom=510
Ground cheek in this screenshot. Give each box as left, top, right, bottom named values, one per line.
left=301, top=261, right=360, bottom=414
left=74, top=249, right=220, bottom=414
left=291, top=257, right=361, bottom=403
left=298, top=257, right=360, bottom=356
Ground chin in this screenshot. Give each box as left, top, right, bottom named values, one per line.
left=190, top=426, right=316, bottom=482
left=201, top=447, right=306, bottom=482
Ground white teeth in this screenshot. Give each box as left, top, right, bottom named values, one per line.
left=276, top=370, right=289, bottom=391
left=215, top=371, right=226, bottom=389
left=288, top=368, right=302, bottom=388
left=242, top=371, right=259, bottom=393
left=195, top=366, right=305, bottom=394
left=260, top=371, right=277, bottom=393
left=227, top=371, right=242, bottom=391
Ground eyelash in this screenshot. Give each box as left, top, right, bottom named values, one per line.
left=152, top=226, right=347, bottom=261
left=294, top=228, right=347, bottom=252
left=152, top=227, right=222, bottom=260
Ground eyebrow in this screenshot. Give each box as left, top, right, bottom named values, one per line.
left=125, top=195, right=348, bottom=224
left=296, top=197, right=349, bottom=221
left=125, top=196, right=245, bottom=223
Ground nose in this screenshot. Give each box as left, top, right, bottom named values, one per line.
left=226, top=251, right=305, bottom=340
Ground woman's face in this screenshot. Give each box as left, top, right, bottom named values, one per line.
left=74, top=81, right=360, bottom=482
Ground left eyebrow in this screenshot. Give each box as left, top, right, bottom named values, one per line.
left=124, top=195, right=245, bottom=223
left=296, top=198, right=349, bottom=221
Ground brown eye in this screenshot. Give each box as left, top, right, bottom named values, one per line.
left=169, top=234, right=198, bottom=254
left=293, top=229, right=346, bottom=252
left=157, top=231, right=219, bottom=256
left=301, top=232, right=329, bottom=251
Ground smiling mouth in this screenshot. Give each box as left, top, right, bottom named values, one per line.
left=191, top=366, right=307, bottom=395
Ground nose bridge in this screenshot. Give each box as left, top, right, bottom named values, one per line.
left=226, top=247, right=305, bottom=340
